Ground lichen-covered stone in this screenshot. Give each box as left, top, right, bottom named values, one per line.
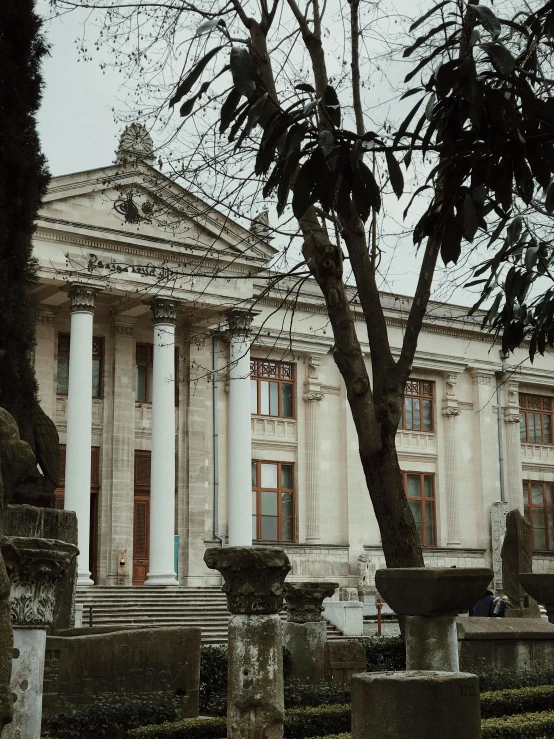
left=204, top=546, right=290, bottom=615
left=283, top=621, right=327, bottom=682
left=284, top=581, right=338, bottom=623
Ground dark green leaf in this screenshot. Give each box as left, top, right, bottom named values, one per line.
left=409, top=1, right=451, bottom=33
left=463, top=194, right=479, bottom=242
left=358, top=161, right=381, bottom=212
left=295, top=83, right=315, bottom=93
left=545, top=177, right=554, bottom=213
left=230, top=46, right=257, bottom=99
left=394, top=97, right=425, bottom=147
left=473, top=5, right=501, bottom=39
left=179, top=95, right=199, bottom=117
left=506, top=216, right=524, bottom=247
left=385, top=151, right=404, bottom=199
left=220, top=89, right=243, bottom=133
left=322, top=86, right=341, bottom=127
left=479, top=43, right=516, bottom=75
left=525, top=245, right=540, bottom=272
left=227, top=104, right=250, bottom=142
left=318, top=130, right=334, bottom=157
left=404, top=36, right=457, bottom=83
left=292, top=153, right=322, bottom=220
left=403, top=21, right=456, bottom=58
left=169, top=46, right=224, bottom=107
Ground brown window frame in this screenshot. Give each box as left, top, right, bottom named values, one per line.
left=403, top=471, right=437, bottom=547
left=251, top=460, right=295, bottom=543
left=135, top=342, right=179, bottom=406
left=250, top=359, right=295, bottom=419
left=523, top=480, right=554, bottom=551
left=56, top=332, right=104, bottom=398
left=399, top=379, right=435, bottom=433
left=519, top=393, right=553, bottom=444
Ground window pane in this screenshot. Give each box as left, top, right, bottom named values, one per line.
left=56, top=356, right=69, bottom=394
left=136, top=365, right=147, bottom=402
left=261, top=516, right=278, bottom=540
left=252, top=489, right=257, bottom=514
left=405, top=398, right=413, bottom=429
left=524, top=505, right=530, bottom=524
left=423, top=476, right=433, bottom=498
left=269, top=382, right=279, bottom=416
left=407, top=475, right=421, bottom=499
left=92, top=359, right=101, bottom=397
left=521, top=414, right=527, bottom=441
left=260, top=382, right=270, bottom=415
left=535, top=415, right=543, bottom=442
left=261, top=463, right=277, bottom=488
left=251, top=380, right=258, bottom=414
left=425, top=500, right=435, bottom=525
left=408, top=500, right=422, bottom=539
left=423, top=400, right=432, bottom=431
left=412, top=399, right=421, bottom=430
left=282, top=384, right=293, bottom=417
left=546, top=484, right=554, bottom=506
left=534, top=527, right=547, bottom=549
left=281, top=465, right=293, bottom=489
left=545, top=415, right=552, bottom=443
left=282, top=493, right=293, bottom=516
left=261, top=491, right=278, bottom=515
left=282, top=517, right=293, bottom=540
left=548, top=510, right=554, bottom=550
left=532, top=483, right=543, bottom=505
left=252, top=463, right=257, bottom=487
left=534, top=508, right=546, bottom=529
left=425, top=523, right=436, bottom=546
left=252, top=516, right=257, bottom=540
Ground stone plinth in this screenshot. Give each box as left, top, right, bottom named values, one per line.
left=1, top=533, right=78, bottom=739
left=519, top=573, right=554, bottom=623
left=324, top=640, right=366, bottom=684
left=376, top=568, right=493, bottom=672
left=283, top=582, right=337, bottom=682
left=351, top=671, right=482, bottom=739
left=204, top=546, right=290, bottom=739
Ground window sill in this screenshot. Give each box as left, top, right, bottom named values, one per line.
left=251, top=414, right=296, bottom=422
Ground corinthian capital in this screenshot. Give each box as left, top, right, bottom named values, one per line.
left=150, top=298, right=178, bottom=325
left=227, top=310, right=253, bottom=336
left=68, top=284, right=98, bottom=314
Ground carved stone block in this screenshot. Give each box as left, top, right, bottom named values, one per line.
left=284, top=581, right=338, bottom=623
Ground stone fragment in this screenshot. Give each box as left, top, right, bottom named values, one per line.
left=284, top=581, right=338, bottom=623
left=324, top=640, right=366, bottom=684
left=502, top=509, right=533, bottom=609
left=519, top=573, right=554, bottom=622
left=351, top=671, right=482, bottom=739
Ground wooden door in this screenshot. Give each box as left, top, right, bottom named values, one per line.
left=133, top=451, right=151, bottom=586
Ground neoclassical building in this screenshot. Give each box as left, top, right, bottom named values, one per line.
left=31, top=125, right=554, bottom=590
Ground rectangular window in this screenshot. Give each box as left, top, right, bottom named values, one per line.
left=250, top=360, right=295, bottom=418
left=523, top=480, right=554, bottom=550
left=252, top=461, right=294, bottom=542
left=520, top=394, right=553, bottom=444
left=399, top=380, right=434, bottom=432
left=135, top=343, right=179, bottom=405
left=56, top=333, right=104, bottom=398
left=404, top=472, right=436, bottom=547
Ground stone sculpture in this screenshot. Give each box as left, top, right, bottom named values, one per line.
left=501, top=509, right=533, bottom=609
left=357, top=553, right=372, bottom=589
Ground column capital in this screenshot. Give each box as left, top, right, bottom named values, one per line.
left=68, top=283, right=99, bottom=314
left=226, top=309, right=254, bottom=336
left=470, top=368, right=494, bottom=385
left=35, top=307, right=57, bottom=326
left=441, top=407, right=461, bottom=418
left=284, top=581, right=338, bottom=623
left=111, top=314, right=137, bottom=337
left=150, top=298, right=178, bottom=325
left=504, top=413, right=521, bottom=424
left=303, top=392, right=324, bottom=402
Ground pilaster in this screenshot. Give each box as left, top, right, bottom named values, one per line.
left=503, top=380, right=524, bottom=513
left=441, top=372, right=461, bottom=546
left=303, top=356, right=324, bottom=542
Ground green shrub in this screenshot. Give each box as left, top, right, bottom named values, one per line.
left=481, top=686, right=554, bottom=719
left=41, top=693, right=180, bottom=739
left=359, top=637, right=405, bottom=672
left=482, top=710, right=554, bottom=738
left=476, top=668, right=554, bottom=693
left=285, top=679, right=350, bottom=708
left=199, top=645, right=227, bottom=716
left=128, top=704, right=351, bottom=739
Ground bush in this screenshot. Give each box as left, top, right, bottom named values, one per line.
left=285, top=680, right=350, bottom=708
left=128, top=704, right=351, bottom=739
left=482, top=710, right=554, bottom=738
left=41, top=692, right=181, bottom=739
left=481, top=686, right=554, bottom=719
left=359, top=636, right=405, bottom=672
left=199, top=645, right=227, bottom=716
left=476, top=668, right=554, bottom=693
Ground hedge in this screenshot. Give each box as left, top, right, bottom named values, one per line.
left=482, top=711, right=554, bottom=738
left=481, top=686, right=554, bottom=719
left=128, top=705, right=351, bottom=739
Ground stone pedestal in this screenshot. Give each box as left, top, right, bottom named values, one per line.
left=204, top=546, right=290, bottom=739
left=283, top=582, right=338, bottom=682
left=376, top=567, right=492, bottom=672
left=1, top=534, right=78, bottom=739
left=351, top=671, right=482, bottom=739
left=520, top=573, right=554, bottom=623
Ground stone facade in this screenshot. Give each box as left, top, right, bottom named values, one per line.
left=29, top=140, right=554, bottom=589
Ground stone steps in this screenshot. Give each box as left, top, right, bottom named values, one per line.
left=75, top=586, right=345, bottom=643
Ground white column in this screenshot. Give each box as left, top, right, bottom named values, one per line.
left=64, top=284, right=97, bottom=586
left=303, top=356, right=324, bottom=541
left=227, top=311, right=253, bottom=547
left=146, top=299, right=178, bottom=585
left=503, top=380, right=524, bottom=514
left=442, top=373, right=461, bottom=546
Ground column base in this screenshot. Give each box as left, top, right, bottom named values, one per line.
left=76, top=571, right=95, bottom=587
left=145, top=571, right=178, bottom=586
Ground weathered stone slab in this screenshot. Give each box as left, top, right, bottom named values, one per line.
left=324, top=640, right=366, bottom=684
left=283, top=621, right=327, bottom=682
left=502, top=510, right=533, bottom=609
left=352, top=671, right=482, bottom=739
left=457, top=616, right=554, bottom=672
left=43, top=626, right=201, bottom=717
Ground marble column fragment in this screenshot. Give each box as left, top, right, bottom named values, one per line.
left=204, top=546, right=290, bottom=739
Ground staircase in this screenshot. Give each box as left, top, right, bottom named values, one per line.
left=75, top=586, right=345, bottom=644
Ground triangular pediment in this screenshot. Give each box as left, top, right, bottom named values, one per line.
left=38, top=162, right=277, bottom=266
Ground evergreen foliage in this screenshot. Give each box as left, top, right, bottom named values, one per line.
left=0, top=0, right=50, bottom=444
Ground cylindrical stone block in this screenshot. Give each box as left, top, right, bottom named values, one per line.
left=4, top=628, right=47, bottom=739
left=228, top=614, right=284, bottom=739
left=283, top=621, right=327, bottom=682
left=352, top=671, right=481, bottom=739
left=405, top=615, right=459, bottom=672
